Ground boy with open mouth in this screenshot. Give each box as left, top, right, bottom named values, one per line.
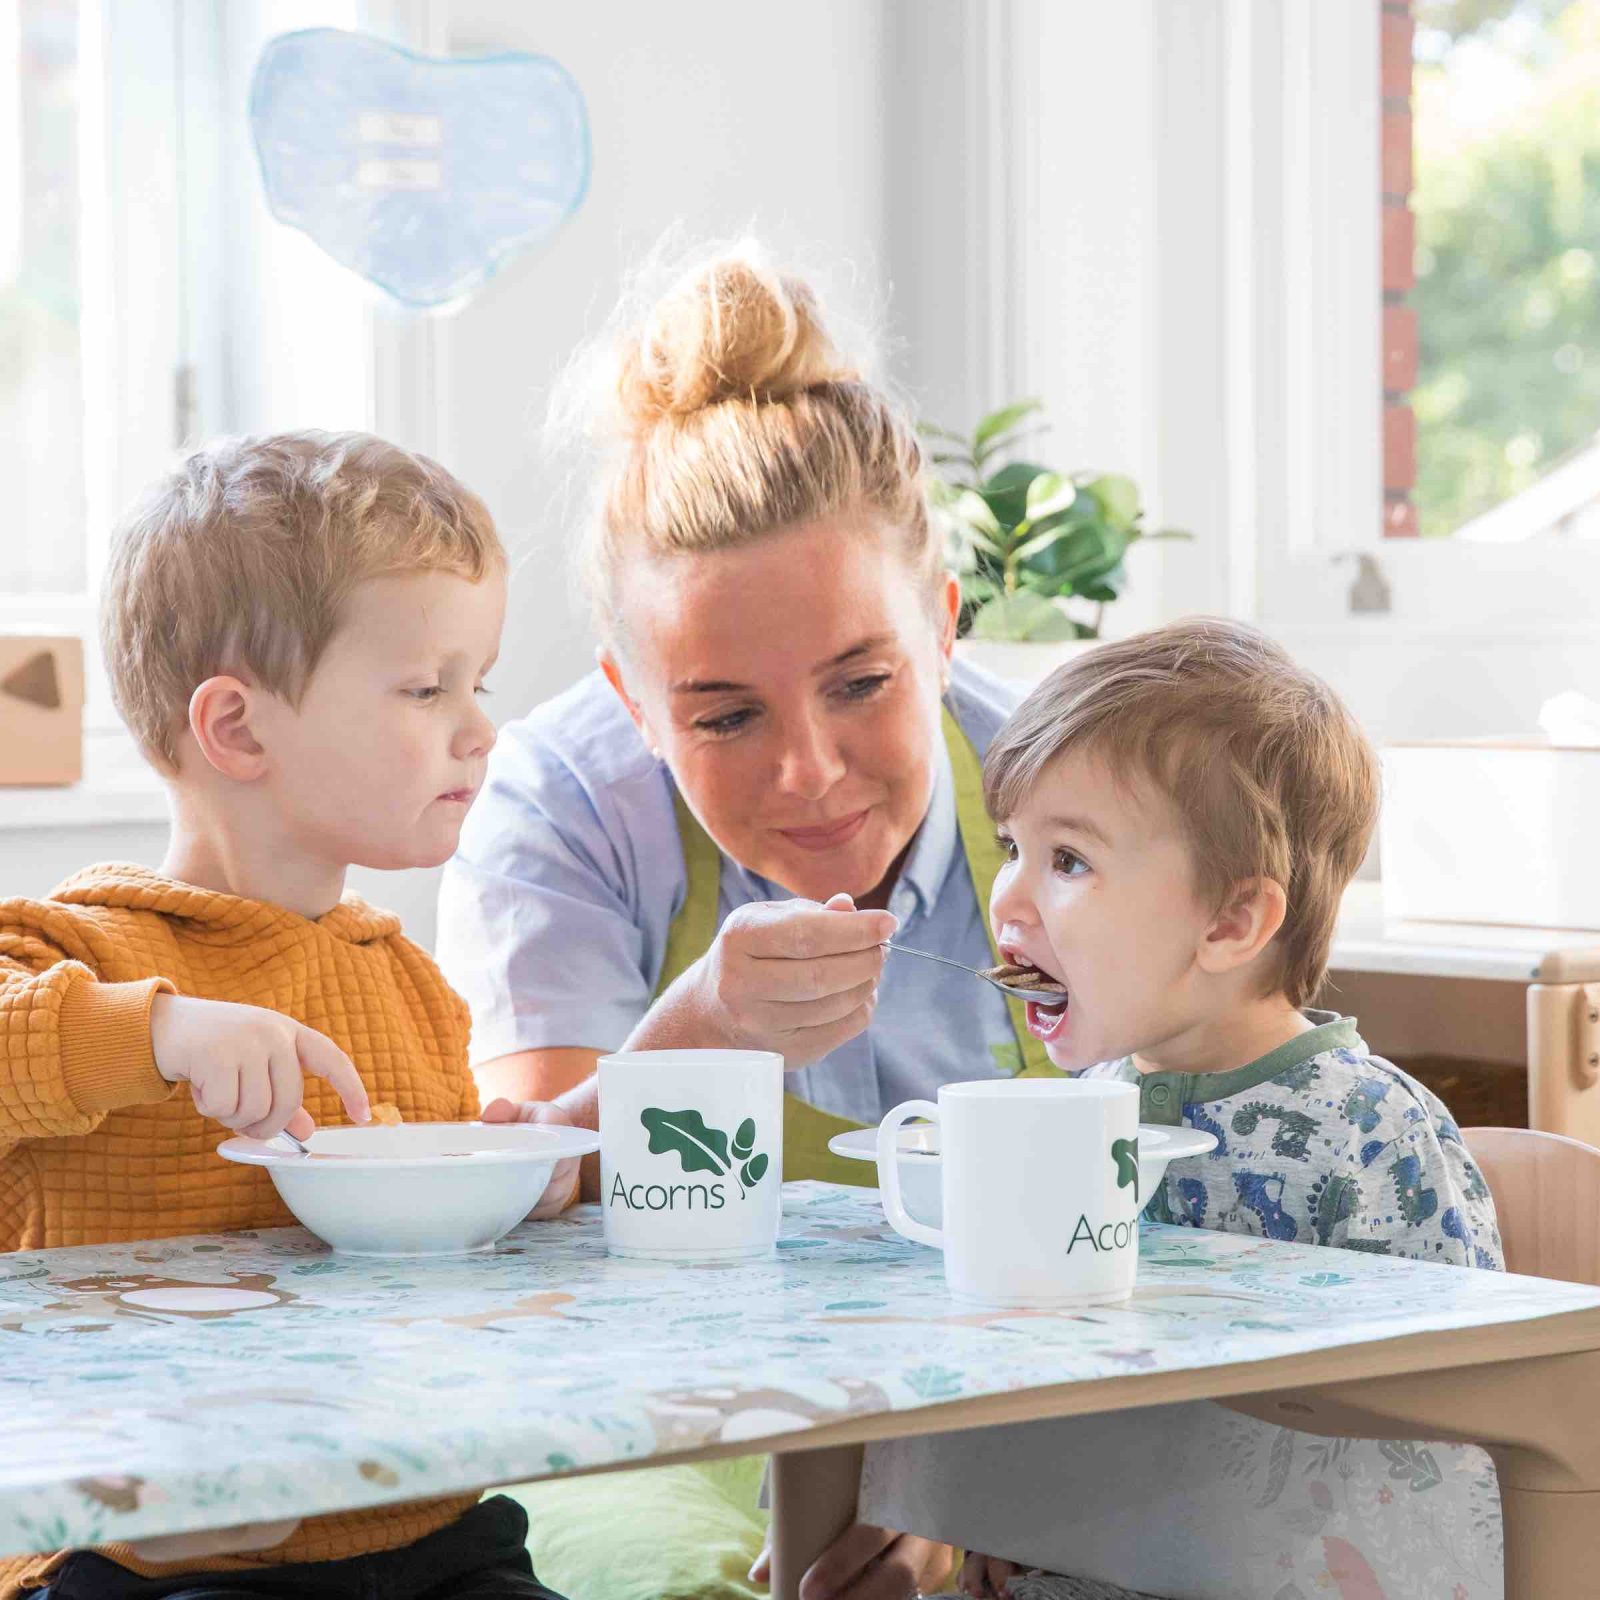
left=861, top=618, right=1505, bottom=1600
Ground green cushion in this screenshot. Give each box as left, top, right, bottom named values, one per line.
left=497, top=1454, right=769, bottom=1600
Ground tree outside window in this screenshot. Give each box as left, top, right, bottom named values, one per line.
left=1412, top=0, right=1600, bottom=537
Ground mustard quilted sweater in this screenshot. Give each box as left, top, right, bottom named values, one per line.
left=0, top=864, right=484, bottom=1592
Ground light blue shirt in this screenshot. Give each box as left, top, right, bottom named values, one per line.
left=435, top=657, right=1022, bottom=1122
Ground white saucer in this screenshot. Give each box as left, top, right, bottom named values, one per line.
left=827, top=1122, right=1216, bottom=1167
left=829, top=1122, right=1218, bottom=1231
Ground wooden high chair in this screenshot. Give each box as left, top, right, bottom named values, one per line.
left=1463, top=1126, right=1600, bottom=1285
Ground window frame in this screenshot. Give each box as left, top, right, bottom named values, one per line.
left=0, top=0, right=442, bottom=826
left=1149, top=0, right=1600, bottom=636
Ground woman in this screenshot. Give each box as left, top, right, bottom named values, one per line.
left=435, top=246, right=1053, bottom=1599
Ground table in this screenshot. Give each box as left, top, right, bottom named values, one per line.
left=3, top=1186, right=1599, bottom=1598
left=1331, top=881, right=1600, bottom=1143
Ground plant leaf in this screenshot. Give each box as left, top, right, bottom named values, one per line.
left=952, top=488, right=1002, bottom=538
left=974, top=398, right=1043, bottom=451
left=972, top=423, right=1050, bottom=470
left=916, top=421, right=970, bottom=446
left=640, top=1108, right=731, bottom=1176
left=970, top=591, right=1080, bottom=642
left=977, top=461, right=1051, bottom=531
left=732, top=1118, right=757, bottom=1161
left=1025, top=471, right=1077, bottom=523
left=1080, top=472, right=1141, bottom=529
left=741, top=1153, right=770, bottom=1189
left=1112, top=1136, right=1140, bottom=1203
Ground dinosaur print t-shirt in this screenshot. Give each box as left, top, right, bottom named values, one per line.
left=859, top=1014, right=1511, bottom=1598
left=1079, top=1011, right=1503, bottom=1267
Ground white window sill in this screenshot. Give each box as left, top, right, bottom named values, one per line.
left=0, top=730, right=168, bottom=832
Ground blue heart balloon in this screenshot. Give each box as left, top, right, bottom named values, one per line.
left=250, top=28, right=590, bottom=309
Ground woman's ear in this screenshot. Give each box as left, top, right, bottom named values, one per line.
left=187, top=676, right=267, bottom=781
left=936, top=572, right=960, bottom=662
left=598, top=647, right=662, bottom=757
left=1195, top=877, right=1289, bottom=978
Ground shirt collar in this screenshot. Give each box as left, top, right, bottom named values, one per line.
left=1109, top=1010, right=1364, bottom=1126
left=889, top=735, right=960, bottom=923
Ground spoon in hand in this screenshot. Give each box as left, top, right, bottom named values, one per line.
left=885, top=942, right=1067, bottom=1006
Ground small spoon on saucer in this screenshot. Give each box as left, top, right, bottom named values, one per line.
left=885, top=943, right=1067, bottom=1006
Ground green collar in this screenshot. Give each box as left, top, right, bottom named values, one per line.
left=1111, top=1010, right=1363, bottom=1126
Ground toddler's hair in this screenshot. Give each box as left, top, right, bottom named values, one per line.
left=983, top=617, right=1378, bottom=1007
left=102, top=430, right=504, bottom=769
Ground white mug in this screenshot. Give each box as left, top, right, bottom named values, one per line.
left=877, top=1078, right=1142, bottom=1307
left=599, top=1049, right=783, bottom=1260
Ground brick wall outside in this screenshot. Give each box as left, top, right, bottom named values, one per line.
left=1382, top=0, right=1419, bottom=536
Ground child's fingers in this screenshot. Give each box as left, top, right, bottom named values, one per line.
left=231, top=1053, right=279, bottom=1134
left=748, top=1541, right=771, bottom=1585
left=959, top=1552, right=986, bottom=1597
left=479, top=1097, right=519, bottom=1123
left=986, top=1557, right=1021, bottom=1597
left=191, top=1060, right=241, bottom=1124
left=238, top=1048, right=307, bottom=1141
left=528, top=1157, right=580, bottom=1218
left=295, top=1025, right=370, bottom=1124
left=282, top=1107, right=315, bottom=1141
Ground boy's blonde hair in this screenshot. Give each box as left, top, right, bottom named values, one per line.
left=102, top=430, right=504, bottom=769
left=983, top=618, right=1378, bottom=1007
left=558, top=241, right=938, bottom=639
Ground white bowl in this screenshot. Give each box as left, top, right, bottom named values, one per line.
left=218, top=1121, right=600, bottom=1257
left=828, top=1122, right=1218, bottom=1230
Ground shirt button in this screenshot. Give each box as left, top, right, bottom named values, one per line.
left=1150, top=1085, right=1171, bottom=1106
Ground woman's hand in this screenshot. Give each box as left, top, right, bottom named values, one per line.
left=749, top=1522, right=956, bottom=1599
left=632, top=893, right=895, bottom=1069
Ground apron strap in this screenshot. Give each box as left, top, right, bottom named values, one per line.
left=655, top=706, right=1062, bottom=1187
left=941, top=706, right=1061, bottom=1082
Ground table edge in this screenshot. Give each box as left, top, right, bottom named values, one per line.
left=542, top=1303, right=1600, bottom=1477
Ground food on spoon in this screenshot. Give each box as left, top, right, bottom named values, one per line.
left=368, top=1102, right=403, bottom=1126
left=984, top=961, right=1068, bottom=995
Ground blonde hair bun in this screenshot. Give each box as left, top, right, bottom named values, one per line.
left=616, top=251, right=858, bottom=430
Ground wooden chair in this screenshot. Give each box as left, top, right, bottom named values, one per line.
left=1464, top=1126, right=1600, bottom=1285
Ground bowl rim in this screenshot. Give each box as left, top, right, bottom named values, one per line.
left=217, top=1120, right=600, bottom=1173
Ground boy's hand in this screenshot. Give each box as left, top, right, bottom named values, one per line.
left=749, top=1524, right=955, bottom=1599
left=149, top=994, right=370, bottom=1141
left=481, top=1097, right=581, bottom=1217
left=959, top=1552, right=1023, bottom=1598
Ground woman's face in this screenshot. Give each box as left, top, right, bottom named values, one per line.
left=603, top=514, right=959, bottom=904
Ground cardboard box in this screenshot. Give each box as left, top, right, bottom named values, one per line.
left=1381, top=741, right=1600, bottom=931
left=0, top=634, right=84, bottom=786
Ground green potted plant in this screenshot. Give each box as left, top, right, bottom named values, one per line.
left=923, top=399, right=1188, bottom=681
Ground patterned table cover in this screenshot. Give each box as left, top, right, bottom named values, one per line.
left=2, top=1183, right=1598, bottom=1559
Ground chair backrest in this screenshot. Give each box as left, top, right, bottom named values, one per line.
left=1463, top=1126, right=1600, bottom=1285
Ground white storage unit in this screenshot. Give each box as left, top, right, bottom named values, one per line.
left=1381, top=742, right=1600, bottom=931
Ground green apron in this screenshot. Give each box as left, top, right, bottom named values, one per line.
left=507, top=708, right=1048, bottom=1587
left=654, top=707, right=1062, bottom=1187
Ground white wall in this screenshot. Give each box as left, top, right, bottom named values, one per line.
left=9, top=0, right=1587, bottom=932
left=0, top=0, right=895, bottom=946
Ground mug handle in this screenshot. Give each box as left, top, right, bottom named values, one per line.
left=876, top=1099, right=942, bottom=1249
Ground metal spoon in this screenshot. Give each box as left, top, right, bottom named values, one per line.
left=885, top=942, right=1067, bottom=1006
left=273, top=1129, right=311, bottom=1155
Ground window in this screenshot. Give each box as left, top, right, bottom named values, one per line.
left=0, top=0, right=380, bottom=750
left=3, top=0, right=87, bottom=595
left=1408, top=0, right=1600, bottom=540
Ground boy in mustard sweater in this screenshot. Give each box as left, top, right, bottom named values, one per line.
left=1, top=432, right=576, bottom=1599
